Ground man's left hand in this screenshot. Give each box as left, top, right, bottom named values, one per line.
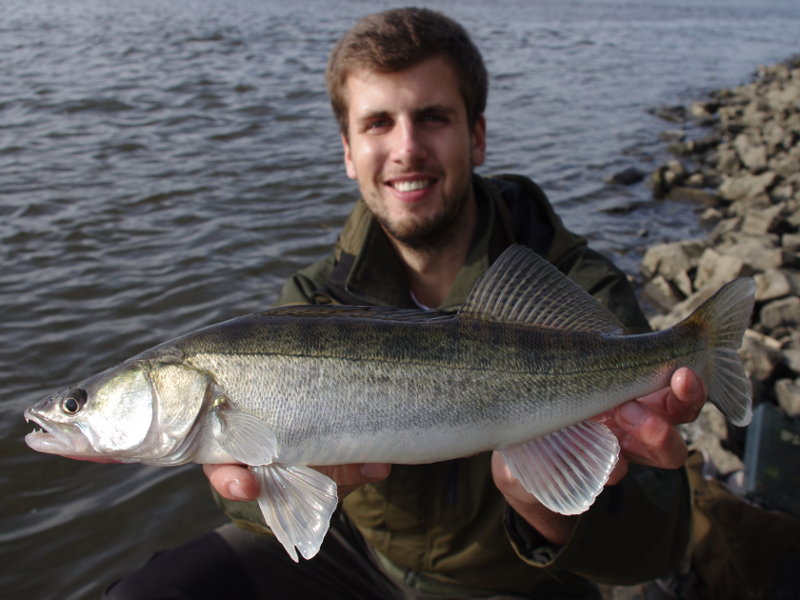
left=491, top=367, right=706, bottom=544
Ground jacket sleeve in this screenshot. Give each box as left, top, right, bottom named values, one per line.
left=503, top=245, right=692, bottom=584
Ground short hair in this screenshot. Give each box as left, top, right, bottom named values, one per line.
left=326, top=8, right=488, bottom=136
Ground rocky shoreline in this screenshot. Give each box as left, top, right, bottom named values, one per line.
left=636, top=55, right=800, bottom=472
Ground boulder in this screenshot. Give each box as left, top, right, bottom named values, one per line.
left=760, top=296, right=800, bottom=330
left=775, top=378, right=800, bottom=416
left=694, top=247, right=745, bottom=292
left=754, top=269, right=792, bottom=302
left=718, top=171, right=777, bottom=201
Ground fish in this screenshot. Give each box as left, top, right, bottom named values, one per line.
left=24, top=245, right=754, bottom=561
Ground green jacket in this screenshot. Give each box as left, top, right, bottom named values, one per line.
left=218, top=174, right=691, bottom=597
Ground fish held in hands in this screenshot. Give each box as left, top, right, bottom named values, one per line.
left=24, top=245, right=754, bottom=561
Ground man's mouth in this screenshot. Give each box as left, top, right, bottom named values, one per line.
left=391, top=179, right=433, bottom=192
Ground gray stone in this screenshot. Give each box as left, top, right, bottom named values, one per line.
left=733, top=132, right=768, bottom=172
left=741, top=202, right=785, bottom=235
left=754, top=269, right=792, bottom=302
left=694, top=247, right=745, bottom=292
left=640, top=240, right=703, bottom=281
left=760, top=296, right=800, bottom=330
left=740, top=329, right=782, bottom=382
left=717, top=235, right=784, bottom=271
left=782, top=233, right=800, bottom=252
left=783, top=348, right=800, bottom=374
left=775, top=378, right=800, bottom=416
left=718, top=171, right=777, bottom=201
left=642, top=275, right=683, bottom=312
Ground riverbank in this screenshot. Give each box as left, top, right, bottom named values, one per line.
left=639, top=54, right=800, bottom=470
left=603, top=55, right=800, bottom=600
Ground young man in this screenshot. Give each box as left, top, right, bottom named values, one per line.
left=106, top=8, right=704, bottom=599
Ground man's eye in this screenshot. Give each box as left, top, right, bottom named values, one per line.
left=367, top=119, right=390, bottom=131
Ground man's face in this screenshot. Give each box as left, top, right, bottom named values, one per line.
left=341, top=56, right=486, bottom=248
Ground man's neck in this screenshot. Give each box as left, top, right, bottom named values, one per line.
left=386, top=194, right=478, bottom=308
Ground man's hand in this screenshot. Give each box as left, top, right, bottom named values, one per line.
left=491, top=367, right=706, bottom=545
left=203, top=463, right=391, bottom=503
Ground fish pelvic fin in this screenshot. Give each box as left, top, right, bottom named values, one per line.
left=682, top=277, right=755, bottom=427
left=251, top=464, right=338, bottom=562
left=499, top=420, right=619, bottom=515
left=459, top=245, right=624, bottom=334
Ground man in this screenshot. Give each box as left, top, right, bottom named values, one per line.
left=106, top=8, right=704, bottom=599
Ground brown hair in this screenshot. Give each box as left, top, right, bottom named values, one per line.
left=326, top=8, right=488, bottom=136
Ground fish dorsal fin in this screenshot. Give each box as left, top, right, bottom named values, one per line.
left=458, top=245, right=624, bottom=333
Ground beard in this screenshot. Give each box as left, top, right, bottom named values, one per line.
left=371, top=176, right=474, bottom=251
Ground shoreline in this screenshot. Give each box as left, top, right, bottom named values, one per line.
left=638, top=55, right=800, bottom=471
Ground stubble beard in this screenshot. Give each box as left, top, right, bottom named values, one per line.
left=372, top=175, right=474, bottom=251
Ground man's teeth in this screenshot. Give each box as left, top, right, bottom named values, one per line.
left=394, top=179, right=430, bottom=192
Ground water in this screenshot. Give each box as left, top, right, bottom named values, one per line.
left=2, top=0, right=798, bottom=597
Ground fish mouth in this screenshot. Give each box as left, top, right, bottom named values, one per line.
left=23, top=409, right=89, bottom=455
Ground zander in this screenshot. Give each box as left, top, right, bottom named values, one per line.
left=24, top=245, right=754, bottom=561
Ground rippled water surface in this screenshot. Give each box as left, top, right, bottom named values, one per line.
left=2, top=0, right=799, bottom=597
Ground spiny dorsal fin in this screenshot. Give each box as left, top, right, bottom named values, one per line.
left=458, top=245, right=624, bottom=333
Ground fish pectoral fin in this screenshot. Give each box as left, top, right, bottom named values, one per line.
left=212, top=407, right=278, bottom=465
left=251, top=464, right=338, bottom=562
left=499, top=420, right=619, bottom=515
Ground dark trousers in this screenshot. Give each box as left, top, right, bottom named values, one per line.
left=103, top=512, right=406, bottom=600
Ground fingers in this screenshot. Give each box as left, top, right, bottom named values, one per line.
left=201, top=463, right=392, bottom=503
left=203, top=464, right=260, bottom=502
left=314, top=463, right=392, bottom=498
left=636, top=367, right=706, bottom=424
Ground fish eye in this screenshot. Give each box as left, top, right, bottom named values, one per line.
left=61, top=388, right=87, bottom=415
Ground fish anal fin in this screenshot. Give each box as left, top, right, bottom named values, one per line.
left=251, top=464, right=338, bottom=561
left=499, top=420, right=619, bottom=515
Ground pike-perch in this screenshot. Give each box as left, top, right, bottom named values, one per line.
left=24, top=246, right=754, bottom=560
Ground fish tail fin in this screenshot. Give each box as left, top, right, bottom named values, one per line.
left=683, top=277, right=755, bottom=426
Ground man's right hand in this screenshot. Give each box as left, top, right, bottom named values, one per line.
left=203, top=463, right=392, bottom=502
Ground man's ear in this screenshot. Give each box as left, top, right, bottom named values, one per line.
left=471, top=115, right=487, bottom=167
left=342, top=133, right=357, bottom=180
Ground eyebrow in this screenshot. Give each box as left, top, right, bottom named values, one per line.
left=355, top=104, right=460, bottom=126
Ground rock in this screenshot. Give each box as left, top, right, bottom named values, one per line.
left=783, top=348, right=800, bottom=374
left=775, top=378, right=800, bottom=415
left=666, top=186, right=720, bottom=206
left=605, top=167, right=646, bottom=185
left=651, top=104, right=687, bottom=123
left=718, top=171, right=777, bottom=201
left=733, top=132, right=769, bottom=172
left=742, top=202, right=787, bottom=236
left=717, top=234, right=784, bottom=271
left=640, top=240, right=703, bottom=281
left=740, top=329, right=782, bottom=382
left=642, top=275, right=683, bottom=312
left=694, top=247, right=745, bottom=292
left=754, top=269, right=792, bottom=302
left=782, top=233, right=800, bottom=251
left=760, top=296, right=800, bottom=330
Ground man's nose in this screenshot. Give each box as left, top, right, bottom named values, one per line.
left=391, top=119, right=428, bottom=164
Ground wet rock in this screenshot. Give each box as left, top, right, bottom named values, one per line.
left=605, top=167, right=646, bottom=185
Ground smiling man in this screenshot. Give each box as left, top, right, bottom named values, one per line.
left=105, top=8, right=704, bottom=600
